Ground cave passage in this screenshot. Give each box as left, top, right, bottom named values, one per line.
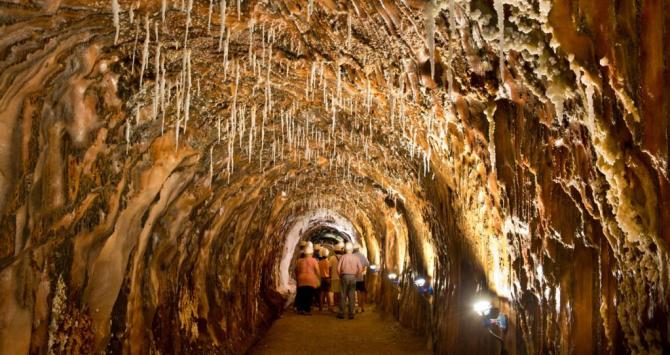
left=0, top=0, right=669, bottom=354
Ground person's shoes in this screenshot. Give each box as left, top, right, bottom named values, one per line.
left=337, top=313, right=345, bottom=319
left=348, top=314, right=354, bottom=320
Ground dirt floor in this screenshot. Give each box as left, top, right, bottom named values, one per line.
left=248, top=305, right=430, bottom=355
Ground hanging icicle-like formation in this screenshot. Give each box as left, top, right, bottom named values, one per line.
left=125, top=115, right=131, bottom=154
left=218, top=0, right=227, bottom=51
left=495, top=0, right=505, bottom=83
left=207, top=0, right=213, bottom=33
left=236, top=0, right=241, bottom=20
left=447, top=0, right=456, bottom=100
left=424, top=1, right=436, bottom=80
left=184, top=0, right=193, bottom=45
left=139, top=16, right=150, bottom=89
left=249, top=106, right=256, bottom=163
left=152, top=41, right=161, bottom=120
left=183, top=49, right=192, bottom=133
left=112, top=0, right=120, bottom=45
left=129, top=2, right=135, bottom=24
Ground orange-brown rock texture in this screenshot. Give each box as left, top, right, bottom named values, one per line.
left=0, top=0, right=668, bottom=353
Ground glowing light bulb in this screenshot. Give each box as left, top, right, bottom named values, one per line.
left=414, top=277, right=426, bottom=287
left=473, top=300, right=492, bottom=316
left=369, top=265, right=377, bottom=271
left=388, top=272, right=398, bottom=281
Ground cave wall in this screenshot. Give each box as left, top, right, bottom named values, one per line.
left=0, top=0, right=668, bottom=354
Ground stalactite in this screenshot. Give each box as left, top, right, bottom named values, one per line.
left=131, top=22, right=139, bottom=74
left=161, top=0, right=166, bottom=22
left=249, top=106, right=256, bottom=163
left=135, top=103, right=140, bottom=125
left=160, top=57, right=166, bottom=134
left=495, top=0, right=505, bottom=83
left=223, top=29, right=230, bottom=79
left=125, top=116, right=131, bottom=154
left=184, top=0, right=192, bottom=45
left=218, top=0, right=227, bottom=51
left=238, top=105, right=245, bottom=149
left=218, top=117, right=222, bottom=143
left=112, top=0, right=120, bottom=45
left=152, top=28, right=161, bottom=120
left=207, top=0, right=213, bottom=34
left=248, top=22, right=254, bottom=62
left=232, top=62, right=239, bottom=135
left=209, top=146, right=214, bottom=187
left=183, top=49, right=192, bottom=134
left=139, top=16, right=150, bottom=89
left=236, top=0, right=241, bottom=20
left=175, top=118, right=180, bottom=150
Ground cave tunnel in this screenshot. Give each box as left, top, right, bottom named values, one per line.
left=0, top=0, right=669, bottom=354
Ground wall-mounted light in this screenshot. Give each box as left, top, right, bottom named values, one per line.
left=388, top=272, right=400, bottom=285
left=473, top=300, right=492, bottom=317
left=473, top=297, right=508, bottom=346
left=414, top=277, right=433, bottom=295
left=414, top=277, right=426, bottom=287
left=369, top=264, right=379, bottom=273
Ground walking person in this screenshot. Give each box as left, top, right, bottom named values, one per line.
left=337, top=242, right=363, bottom=319
left=294, top=243, right=320, bottom=315
left=328, top=242, right=344, bottom=312
left=353, top=243, right=370, bottom=312
left=318, top=248, right=331, bottom=311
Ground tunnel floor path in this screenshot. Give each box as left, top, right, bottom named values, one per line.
left=248, top=305, right=430, bottom=355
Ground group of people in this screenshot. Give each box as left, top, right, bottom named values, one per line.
left=294, top=240, right=369, bottom=319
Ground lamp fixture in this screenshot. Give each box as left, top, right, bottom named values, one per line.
left=473, top=300, right=492, bottom=317
left=414, top=277, right=426, bottom=287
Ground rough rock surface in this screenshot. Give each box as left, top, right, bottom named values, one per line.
left=0, top=0, right=668, bottom=354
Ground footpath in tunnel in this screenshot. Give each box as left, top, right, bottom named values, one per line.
left=248, top=306, right=429, bottom=355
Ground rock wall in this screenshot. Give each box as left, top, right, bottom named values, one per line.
left=0, top=0, right=668, bottom=354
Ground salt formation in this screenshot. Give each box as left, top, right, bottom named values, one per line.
left=139, top=17, right=150, bottom=89
left=495, top=0, right=505, bottom=82
left=219, top=0, right=227, bottom=51
left=424, top=1, right=436, bottom=80
left=207, top=0, right=213, bottom=33
left=0, top=1, right=668, bottom=355
left=447, top=0, right=456, bottom=99
left=111, top=0, right=119, bottom=44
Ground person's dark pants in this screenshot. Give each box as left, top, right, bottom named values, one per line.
left=340, top=275, right=357, bottom=317
left=296, top=286, right=316, bottom=313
